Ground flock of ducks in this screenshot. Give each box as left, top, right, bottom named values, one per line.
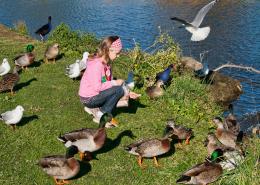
left=0, top=2, right=255, bottom=183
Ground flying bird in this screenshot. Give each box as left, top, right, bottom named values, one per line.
left=0, top=58, right=11, bottom=76
left=171, top=0, right=218, bottom=41
left=35, top=16, right=52, bottom=41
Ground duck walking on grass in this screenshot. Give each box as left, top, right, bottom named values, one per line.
left=0, top=58, right=11, bottom=76
left=0, top=105, right=24, bottom=130
left=14, top=44, right=35, bottom=70
left=0, top=66, right=20, bottom=95
left=35, top=16, right=52, bottom=41
left=44, top=43, right=59, bottom=64
left=57, top=113, right=116, bottom=161
left=124, top=124, right=173, bottom=168
left=38, top=146, right=80, bottom=185
left=166, top=120, right=193, bottom=146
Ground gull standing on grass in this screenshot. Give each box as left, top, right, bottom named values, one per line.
left=0, top=58, right=11, bottom=76
left=0, top=105, right=24, bottom=130
left=171, top=0, right=218, bottom=41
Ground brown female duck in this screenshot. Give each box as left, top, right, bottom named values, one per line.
left=166, top=120, right=193, bottom=145
left=38, top=146, right=80, bottom=185
left=58, top=113, right=116, bottom=160
left=212, top=117, right=241, bottom=151
left=124, top=124, right=173, bottom=168
left=44, top=43, right=59, bottom=63
left=145, top=80, right=164, bottom=99
left=0, top=66, right=20, bottom=95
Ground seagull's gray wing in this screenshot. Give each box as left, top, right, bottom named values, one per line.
left=191, top=0, right=217, bottom=28
left=170, top=17, right=193, bottom=27
left=0, top=65, right=5, bottom=74
left=1, top=110, right=14, bottom=121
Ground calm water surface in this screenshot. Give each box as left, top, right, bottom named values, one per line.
left=0, top=0, right=259, bottom=124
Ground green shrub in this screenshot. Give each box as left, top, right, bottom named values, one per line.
left=128, top=31, right=181, bottom=88
left=48, top=23, right=100, bottom=57
left=13, top=20, right=29, bottom=35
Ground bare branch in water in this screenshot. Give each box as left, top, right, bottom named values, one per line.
left=214, top=62, right=260, bottom=74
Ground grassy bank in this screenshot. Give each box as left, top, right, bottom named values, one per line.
left=0, top=24, right=259, bottom=185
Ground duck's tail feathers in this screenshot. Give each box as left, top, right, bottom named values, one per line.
left=190, top=26, right=210, bottom=41
left=124, top=146, right=132, bottom=151
left=57, top=135, right=67, bottom=143
left=176, top=175, right=191, bottom=183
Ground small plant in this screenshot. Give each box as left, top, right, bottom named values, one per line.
left=129, top=30, right=181, bottom=88
left=48, top=23, right=100, bottom=57
left=13, top=20, right=29, bottom=35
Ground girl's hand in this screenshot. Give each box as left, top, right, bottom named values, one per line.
left=129, top=91, right=141, bottom=99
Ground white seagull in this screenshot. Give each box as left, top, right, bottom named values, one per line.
left=79, top=52, right=89, bottom=71
left=0, top=105, right=24, bottom=130
left=0, top=58, right=11, bottom=76
left=171, top=0, right=218, bottom=41
left=65, top=52, right=89, bottom=79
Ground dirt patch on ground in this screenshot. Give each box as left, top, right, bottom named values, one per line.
left=0, top=24, right=35, bottom=43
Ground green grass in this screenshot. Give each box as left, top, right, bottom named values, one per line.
left=0, top=26, right=259, bottom=185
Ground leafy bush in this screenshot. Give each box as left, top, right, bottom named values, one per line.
left=48, top=23, right=100, bottom=57
left=165, top=74, right=221, bottom=124
left=128, top=31, right=181, bottom=88
left=13, top=20, right=29, bottom=35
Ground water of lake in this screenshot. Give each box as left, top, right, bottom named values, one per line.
left=0, top=0, right=259, bottom=124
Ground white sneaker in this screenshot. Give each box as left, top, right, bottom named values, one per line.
left=84, top=107, right=99, bottom=115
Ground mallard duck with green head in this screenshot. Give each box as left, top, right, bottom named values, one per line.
left=44, top=43, right=59, bottom=64
left=176, top=150, right=223, bottom=185
left=204, top=134, right=244, bottom=171
left=0, top=66, right=20, bottom=95
left=57, top=113, right=116, bottom=160
left=204, top=133, right=234, bottom=156
left=38, top=146, right=80, bottom=185
left=124, top=124, right=173, bottom=168
left=145, top=80, right=164, bottom=99
left=14, top=44, right=35, bottom=70
left=166, top=120, right=193, bottom=145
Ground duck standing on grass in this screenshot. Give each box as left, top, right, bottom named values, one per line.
left=166, top=120, right=193, bottom=146
left=0, top=58, right=11, bottom=76
left=0, top=66, right=21, bottom=95
left=0, top=105, right=24, bottom=130
left=44, top=43, right=59, bottom=64
left=38, top=146, right=80, bottom=185
left=57, top=113, right=116, bottom=161
left=14, top=44, right=35, bottom=70
left=124, top=124, right=173, bottom=168
left=35, top=16, right=52, bottom=41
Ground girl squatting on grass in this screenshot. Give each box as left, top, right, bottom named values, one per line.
left=79, top=36, right=139, bottom=124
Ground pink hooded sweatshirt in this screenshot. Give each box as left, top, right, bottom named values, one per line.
left=79, top=57, right=115, bottom=98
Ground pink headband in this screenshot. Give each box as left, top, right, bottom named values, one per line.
left=110, top=38, right=122, bottom=53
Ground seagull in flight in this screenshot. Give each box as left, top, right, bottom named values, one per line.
left=171, top=0, right=218, bottom=41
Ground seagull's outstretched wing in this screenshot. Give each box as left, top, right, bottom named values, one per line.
left=170, top=17, right=193, bottom=27
left=191, top=0, right=217, bottom=28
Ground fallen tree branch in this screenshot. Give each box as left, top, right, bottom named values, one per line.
left=214, top=63, right=260, bottom=74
